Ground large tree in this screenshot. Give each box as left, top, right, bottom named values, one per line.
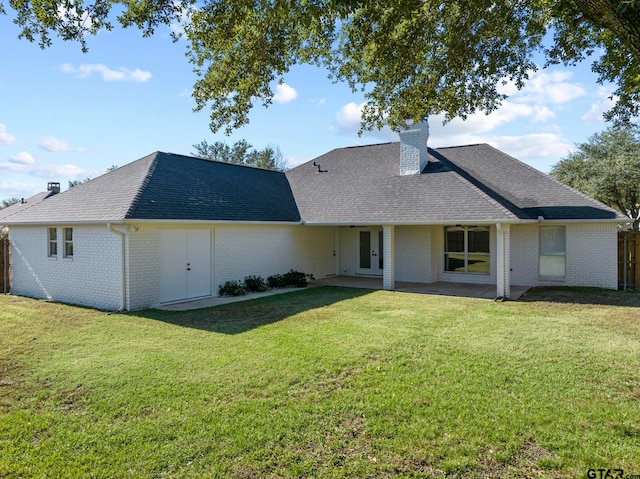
left=192, top=139, right=287, bottom=171
left=3, top=1, right=639, bottom=132
left=551, top=124, right=640, bottom=231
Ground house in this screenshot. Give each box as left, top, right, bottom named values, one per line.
left=0, top=183, right=61, bottom=233
left=3, top=121, right=625, bottom=310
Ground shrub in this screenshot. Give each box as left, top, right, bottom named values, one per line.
left=218, top=280, right=246, bottom=297
left=267, top=274, right=287, bottom=288
left=244, top=275, right=269, bottom=293
left=283, top=270, right=315, bottom=288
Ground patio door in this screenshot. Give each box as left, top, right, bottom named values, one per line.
left=159, top=229, right=211, bottom=303
left=356, top=228, right=383, bottom=276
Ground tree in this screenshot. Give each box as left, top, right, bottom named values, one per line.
left=192, top=139, right=287, bottom=171
left=0, top=197, right=20, bottom=209
left=3, top=1, right=639, bottom=133
left=550, top=124, right=640, bottom=231
left=68, top=177, right=91, bottom=189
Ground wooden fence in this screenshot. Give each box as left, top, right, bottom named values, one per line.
left=1, top=238, right=9, bottom=294
left=618, top=231, right=640, bottom=290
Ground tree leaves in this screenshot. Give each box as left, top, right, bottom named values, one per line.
left=3, top=0, right=640, bottom=132
left=551, top=125, right=640, bottom=230
left=191, top=139, right=287, bottom=171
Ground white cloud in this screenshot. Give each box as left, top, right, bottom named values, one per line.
left=0, top=181, right=39, bottom=194
left=500, top=70, right=586, bottom=105
left=334, top=100, right=552, bottom=142
left=487, top=133, right=573, bottom=160
left=61, top=63, right=152, bottom=83
left=0, top=161, right=94, bottom=179
left=0, top=124, right=17, bottom=144
left=38, top=136, right=85, bottom=153
left=57, top=4, right=94, bottom=30
left=273, top=83, right=298, bottom=104
left=9, top=151, right=35, bottom=165
left=310, top=98, right=327, bottom=107
left=582, top=88, right=618, bottom=124
left=284, top=155, right=312, bottom=168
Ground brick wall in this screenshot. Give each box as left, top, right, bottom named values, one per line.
left=510, top=223, right=618, bottom=289
left=395, top=225, right=431, bottom=283
left=9, top=225, right=122, bottom=310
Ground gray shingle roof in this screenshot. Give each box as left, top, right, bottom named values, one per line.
left=4, top=152, right=300, bottom=224
left=285, top=142, right=623, bottom=224
left=0, top=190, right=58, bottom=222
left=4, top=144, right=623, bottom=226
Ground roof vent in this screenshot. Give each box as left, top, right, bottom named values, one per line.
left=47, top=182, right=61, bottom=194
left=399, top=118, right=429, bottom=175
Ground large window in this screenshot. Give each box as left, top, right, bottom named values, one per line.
left=63, top=228, right=74, bottom=258
left=539, top=226, right=565, bottom=277
left=445, top=226, right=490, bottom=274
left=48, top=228, right=57, bottom=257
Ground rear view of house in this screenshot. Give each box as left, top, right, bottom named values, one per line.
left=3, top=122, right=624, bottom=310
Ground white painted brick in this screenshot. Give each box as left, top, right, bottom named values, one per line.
left=9, top=225, right=122, bottom=310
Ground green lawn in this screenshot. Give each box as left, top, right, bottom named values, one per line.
left=1, top=286, right=639, bottom=478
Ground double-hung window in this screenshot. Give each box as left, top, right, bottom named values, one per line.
left=539, top=226, right=565, bottom=277
left=444, top=226, right=490, bottom=274
left=63, top=228, right=74, bottom=258
left=48, top=228, right=57, bottom=257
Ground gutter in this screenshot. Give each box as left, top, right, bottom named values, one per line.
left=536, top=218, right=625, bottom=224
left=107, top=223, right=127, bottom=311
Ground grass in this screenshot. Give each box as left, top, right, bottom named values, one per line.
left=1, top=286, right=639, bottom=478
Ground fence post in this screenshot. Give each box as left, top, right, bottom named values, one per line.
left=2, top=239, right=7, bottom=294
left=623, top=234, right=628, bottom=290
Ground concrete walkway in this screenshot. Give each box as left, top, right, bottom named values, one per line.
left=156, top=276, right=529, bottom=311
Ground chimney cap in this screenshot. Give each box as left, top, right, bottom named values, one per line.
left=47, top=182, right=61, bottom=194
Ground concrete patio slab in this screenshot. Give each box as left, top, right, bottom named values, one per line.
left=313, top=276, right=529, bottom=300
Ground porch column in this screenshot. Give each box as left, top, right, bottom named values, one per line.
left=383, top=225, right=395, bottom=290
left=496, top=223, right=511, bottom=298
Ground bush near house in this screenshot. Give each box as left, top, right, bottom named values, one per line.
left=218, top=280, right=247, bottom=297
left=244, top=275, right=269, bottom=293
left=220, top=270, right=315, bottom=296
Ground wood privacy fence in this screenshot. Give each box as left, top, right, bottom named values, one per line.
left=618, top=232, right=640, bottom=290
left=1, top=238, right=9, bottom=294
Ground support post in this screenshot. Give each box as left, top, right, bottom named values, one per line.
left=383, top=225, right=395, bottom=290
left=496, top=224, right=511, bottom=299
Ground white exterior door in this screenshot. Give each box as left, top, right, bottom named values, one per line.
left=159, top=229, right=211, bottom=303
left=356, top=228, right=384, bottom=276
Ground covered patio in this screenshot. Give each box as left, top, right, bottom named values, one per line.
left=314, top=276, right=529, bottom=300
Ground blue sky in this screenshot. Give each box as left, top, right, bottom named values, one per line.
left=0, top=12, right=617, bottom=200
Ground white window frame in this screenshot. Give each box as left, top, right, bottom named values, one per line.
left=63, top=227, right=74, bottom=258
left=48, top=228, right=57, bottom=257
left=444, top=226, right=490, bottom=274
left=539, top=226, right=566, bottom=277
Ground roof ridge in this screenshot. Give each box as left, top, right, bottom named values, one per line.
left=481, top=143, right=623, bottom=217
left=0, top=191, right=55, bottom=222
left=163, top=151, right=288, bottom=174
left=428, top=148, right=522, bottom=220
left=434, top=143, right=486, bottom=150
left=125, top=152, right=162, bottom=219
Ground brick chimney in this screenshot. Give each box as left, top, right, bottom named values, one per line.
left=399, top=118, right=429, bottom=175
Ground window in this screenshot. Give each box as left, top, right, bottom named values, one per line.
left=445, top=226, right=490, bottom=273
left=48, top=228, right=57, bottom=257
left=539, top=226, right=565, bottom=277
left=64, top=228, right=73, bottom=258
